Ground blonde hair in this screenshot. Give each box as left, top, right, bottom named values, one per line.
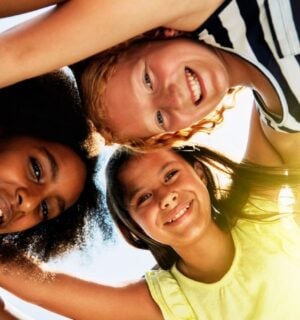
left=79, top=34, right=241, bottom=150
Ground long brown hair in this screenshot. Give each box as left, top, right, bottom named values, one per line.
left=105, top=145, right=300, bottom=269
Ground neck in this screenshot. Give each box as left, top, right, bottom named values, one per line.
left=219, top=49, right=282, bottom=115
left=176, top=223, right=234, bottom=283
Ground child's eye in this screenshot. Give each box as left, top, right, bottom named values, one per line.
left=164, top=170, right=179, bottom=183
left=137, top=192, right=152, bottom=206
left=30, top=157, right=42, bottom=182
left=40, top=200, right=49, bottom=221
left=156, top=111, right=165, bottom=129
left=144, top=71, right=153, bottom=90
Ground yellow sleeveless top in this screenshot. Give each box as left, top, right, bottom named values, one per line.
left=145, top=196, right=300, bottom=319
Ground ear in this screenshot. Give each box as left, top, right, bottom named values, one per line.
left=193, top=161, right=207, bottom=185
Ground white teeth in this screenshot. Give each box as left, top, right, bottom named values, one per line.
left=0, top=209, right=3, bottom=217
left=167, top=203, right=190, bottom=224
left=185, top=68, right=201, bottom=104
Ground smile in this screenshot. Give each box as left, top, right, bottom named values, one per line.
left=185, top=67, right=202, bottom=106
left=165, top=200, right=192, bottom=225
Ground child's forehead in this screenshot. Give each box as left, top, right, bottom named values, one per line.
left=128, top=149, right=180, bottom=167
left=119, top=150, right=186, bottom=182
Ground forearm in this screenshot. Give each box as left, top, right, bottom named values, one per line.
left=0, top=310, right=18, bottom=320
left=0, top=0, right=175, bottom=88
left=0, top=263, right=109, bottom=320
left=244, top=106, right=300, bottom=166
left=0, top=298, right=19, bottom=320
left=261, top=122, right=300, bottom=166
left=244, top=106, right=283, bottom=166
left=0, top=0, right=217, bottom=88
left=0, top=261, right=160, bottom=320
left=0, top=0, right=66, bottom=18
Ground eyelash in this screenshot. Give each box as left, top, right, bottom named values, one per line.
left=142, top=68, right=165, bottom=130
left=137, top=192, right=152, bottom=206
left=30, top=157, right=42, bottom=182
left=144, top=70, right=153, bottom=90
left=135, top=170, right=179, bottom=206
left=40, top=201, right=49, bottom=221
left=156, top=111, right=164, bottom=128
left=30, top=157, right=49, bottom=221
left=164, top=169, right=179, bottom=183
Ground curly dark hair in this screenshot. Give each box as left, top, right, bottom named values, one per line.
left=106, top=145, right=300, bottom=269
left=0, top=70, right=112, bottom=262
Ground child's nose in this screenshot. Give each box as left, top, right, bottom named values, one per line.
left=17, top=187, right=42, bottom=214
left=160, top=191, right=178, bottom=210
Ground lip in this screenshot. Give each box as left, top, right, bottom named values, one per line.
left=185, top=67, right=205, bottom=106
left=163, top=200, right=193, bottom=226
left=0, top=195, right=13, bottom=228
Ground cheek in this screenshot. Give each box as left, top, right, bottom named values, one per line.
left=67, top=179, right=85, bottom=206
left=11, top=216, right=40, bottom=233
left=153, top=54, right=178, bottom=76
left=0, top=165, right=25, bottom=187
left=60, top=171, right=86, bottom=208
left=196, top=188, right=212, bottom=216
left=0, top=156, right=22, bottom=172
left=132, top=209, right=154, bottom=233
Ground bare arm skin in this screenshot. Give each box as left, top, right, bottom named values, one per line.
left=244, top=105, right=300, bottom=167
left=0, top=298, right=19, bottom=320
left=0, top=0, right=66, bottom=17
left=0, top=262, right=162, bottom=320
left=260, top=121, right=300, bottom=167
left=0, top=309, right=18, bottom=320
left=0, top=0, right=223, bottom=87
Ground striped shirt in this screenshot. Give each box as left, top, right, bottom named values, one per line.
left=192, top=0, right=300, bottom=132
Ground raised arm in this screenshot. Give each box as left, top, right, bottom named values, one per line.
left=0, top=0, right=65, bottom=17
left=0, top=298, right=19, bottom=320
left=259, top=122, right=300, bottom=167
left=0, top=261, right=162, bottom=320
left=0, top=0, right=223, bottom=87
left=244, top=106, right=300, bottom=166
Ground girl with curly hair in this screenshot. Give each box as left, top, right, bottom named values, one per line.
left=0, top=70, right=110, bottom=263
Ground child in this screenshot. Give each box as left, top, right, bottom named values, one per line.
left=0, top=1, right=298, bottom=147
left=0, top=71, right=107, bottom=263
left=0, top=140, right=299, bottom=319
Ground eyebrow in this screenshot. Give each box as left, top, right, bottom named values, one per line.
left=39, top=147, right=59, bottom=181
left=127, top=160, right=177, bottom=203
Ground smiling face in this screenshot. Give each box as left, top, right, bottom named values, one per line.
left=118, top=149, right=213, bottom=248
left=0, top=136, right=86, bottom=234
left=103, top=38, right=230, bottom=140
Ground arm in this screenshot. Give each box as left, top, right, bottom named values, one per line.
left=0, top=262, right=162, bottom=320
left=0, top=0, right=223, bottom=87
left=0, top=0, right=66, bottom=17
left=244, top=106, right=300, bottom=166
left=0, top=298, right=18, bottom=320
left=260, top=121, right=300, bottom=166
